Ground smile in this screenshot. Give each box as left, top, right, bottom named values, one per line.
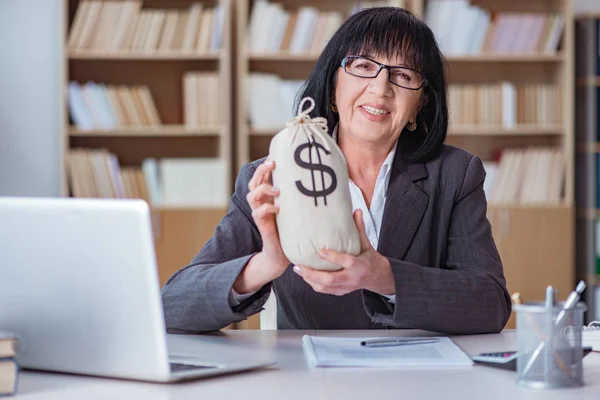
left=361, top=106, right=390, bottom=115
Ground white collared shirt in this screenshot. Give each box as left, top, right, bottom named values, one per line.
left=333, top=126, right=397, bottom=304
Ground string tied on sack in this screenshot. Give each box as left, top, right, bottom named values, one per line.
left=286, top=97, right=330, bottom=151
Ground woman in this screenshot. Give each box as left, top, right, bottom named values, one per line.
left=161, top=7, right=511, bottom=334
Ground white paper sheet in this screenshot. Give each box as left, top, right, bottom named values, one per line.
left=302, top=336, right=474, bottom=368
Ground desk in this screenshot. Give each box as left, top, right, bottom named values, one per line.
left=15, top=330, right=600, bottom=399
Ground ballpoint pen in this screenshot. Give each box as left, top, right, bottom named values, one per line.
left=360, top=338, right=441, bottom=347
left=554, top=281, right=586, bottom=327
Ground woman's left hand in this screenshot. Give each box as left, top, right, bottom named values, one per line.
left=293, top=209, right=395, bottom=296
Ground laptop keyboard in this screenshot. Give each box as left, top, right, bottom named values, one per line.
left=170, top=362, right=217, bottom=372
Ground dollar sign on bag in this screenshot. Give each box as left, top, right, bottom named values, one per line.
left=294, top=138, right=337, bottom=206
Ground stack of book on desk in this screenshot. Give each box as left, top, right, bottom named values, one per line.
left=0, top=333, right=19, bottom=396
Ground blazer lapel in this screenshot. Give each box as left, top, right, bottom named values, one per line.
left=377, top=150, right=429, bottom=260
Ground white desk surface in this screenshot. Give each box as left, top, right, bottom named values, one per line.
left=14, top=329, right=600, bottom=400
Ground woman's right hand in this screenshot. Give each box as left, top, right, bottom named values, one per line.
left=233, top=159, right=290, bottom=294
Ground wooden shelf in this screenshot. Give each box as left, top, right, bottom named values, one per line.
left=449, top=125, right=563, bottom=136
left=249, top=127, right=280, bottom=137
left=577, top=76, right=600, bottom=87
left=576, top=143, right=600, bottom=153
left=575, top=12, right=600, bottom=20
left=445, top=53, right=564, bottom=62
left=249, top=53, right=320, bottom=62
left=64, top=0, right=235, bottom=308
left=152, top=205, right=228, bottom=212
left=69, top=125, right=222, bottom=137
left=68, top=50, right=223, bottom=61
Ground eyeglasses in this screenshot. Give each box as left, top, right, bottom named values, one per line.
left=340, top=55, right=428, bottom=90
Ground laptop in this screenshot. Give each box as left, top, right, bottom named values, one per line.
left=0, top=196, right=274, bottom=382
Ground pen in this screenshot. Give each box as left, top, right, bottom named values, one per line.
left=544, top=286, right=556, bottom=377
left=360, top=338, right=441, bottom=347
left=554, top=280, right=586, bottom=327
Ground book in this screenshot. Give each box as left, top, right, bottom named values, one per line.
left=447, top=82, right=561, bottom=127
left=182, top=72, right=220, bottom=127
left=0, top=358, right=18, bottom=396
left=424, top=1, right=564, bottom=55
left=0, top=333, right=18, bottom=359
left=67, top=1, right=220, bottom=54
left=0, top=332, right=20, bottom=396
left=247, top=1, right=342, bottom=54
left=483, top=147, right=564, bottom=205
left=68, top=82, right=161, bottom=129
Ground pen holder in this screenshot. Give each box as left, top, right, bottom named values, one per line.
left=515, top=302, right=587, bottom=389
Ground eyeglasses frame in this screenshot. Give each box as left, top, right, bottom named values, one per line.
left=340, top=55, right=428, bottom=91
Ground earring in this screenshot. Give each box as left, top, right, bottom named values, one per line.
left=331, top=103, right=338, bottom=113
left=407, top=119, right=417, bottom=131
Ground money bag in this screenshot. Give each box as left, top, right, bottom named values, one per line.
left=269, top=97, right=361, bottom=271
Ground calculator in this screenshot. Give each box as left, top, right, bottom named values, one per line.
left=472, top=347, right=593, bottom=371
left=472, top=351, right=519, bottom=370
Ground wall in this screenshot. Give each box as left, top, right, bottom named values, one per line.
left=0, top=0, right=63, bottom=197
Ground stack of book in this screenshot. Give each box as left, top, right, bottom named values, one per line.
left=68, top=1, right=224, bottom=54
left=425, top=0, right=565, bottom=55
left=247, top=0, right=408, bottom=54
left=67, top=149, right=228, bottom=208
left=68, top=82, right=161, bottom=130
left=247, top=1, right=343, bottom=54
left=68, top=148, right=145, bottom=200
left=448, top=82, right=562, bottom=128
left=483, top=147, right=564, bottom=205
left=182, top=72, right=221, bottom=127
left=0, top=333, right=19, bottom=396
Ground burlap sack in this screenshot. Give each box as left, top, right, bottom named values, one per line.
left=269, top=97, right=360, bottom=271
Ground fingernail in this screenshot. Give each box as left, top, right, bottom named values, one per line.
left=265, top=157, right=273, bottom=165
left=270, top=187, right=279, bottom=194
left=319, top=250, right=328, bottom=258
left=293, top=266, right=303, bottom=275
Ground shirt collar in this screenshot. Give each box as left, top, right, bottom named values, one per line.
left=332, top=124, right=397, bottom=181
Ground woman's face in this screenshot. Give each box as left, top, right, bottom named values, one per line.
left=334, top=53, right=424, bottom=146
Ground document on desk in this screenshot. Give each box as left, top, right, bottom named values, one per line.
left=302, top=336, right=473, bottom=368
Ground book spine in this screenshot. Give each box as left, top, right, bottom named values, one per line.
left=0, top=358, right=18, bottom=397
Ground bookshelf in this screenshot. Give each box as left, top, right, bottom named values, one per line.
left=62, top=0, right=233, bottom=296
left=574, top=14, right=600, bottom=323
left=236, top=0, right=575, bottom=329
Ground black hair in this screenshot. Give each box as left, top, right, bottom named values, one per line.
left=295, top=7, right=448, bottom=163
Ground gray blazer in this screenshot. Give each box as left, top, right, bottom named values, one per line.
left=161, top=144, right=512, bottom=334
